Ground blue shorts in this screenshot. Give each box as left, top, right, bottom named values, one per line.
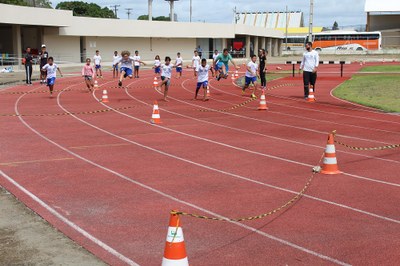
left=217, top=62, right=229, bottom=73
left=161, top=76, right=171, bottom=86
left=214, top=64, right=220, bottom=71
left=134, top=66, right=140, bottom=70
left=95, top=65, right=101, bottom=69
left=155, top=67, right=161, bottom=74
left=245, top=76, right=257, bottom=85
left=121, top=67, right=133, bottom=77
left=176, top=67, right=182, bottom=73
left=47, top=77, right=56, bottom=86
left=196, top=81, right=208, bottom=89
left=113, top=64, right=119, bottom=70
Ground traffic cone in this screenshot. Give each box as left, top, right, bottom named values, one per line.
left=153, top=77, right=159, bottom=88
left=234, top=71, right=239, bottom=79
left=150, top=101, right=162, bottom=124
left=231, top=73, right=235, bottom=80
left=258, top=90, right=268, bottom=110
left=101, top=89, right=109, bottom=103
left=162, top=212, right=189, bottom=266
left=206, top=87, right=211, bottom=98
left=94, top=80, right=99, bottom=89
left=320, top=132, right=342, bottom=175
left=307, top=86, right=316, bottom=102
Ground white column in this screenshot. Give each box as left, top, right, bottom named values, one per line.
left=245, top=35, right=251, bottom=58
left=267, top=38, right=272, bottom=57
left=12, top=25, right=22, bottom=69
left=261, top=37, right=266, bottom=51
left=170, top=1, right=174, bottom=22
left=254, top=37, right=259, bottom=55
left=148, top=0, right=153, bottom=21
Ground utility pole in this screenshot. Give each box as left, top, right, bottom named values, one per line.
left=126, top=8, right=133, bottom=19
left=233, top=6, right=240, bottom=24
left=308, top=0, right=314, bottom=42
left=285, top=5, right=289, bottom=51
left=190, top=0, right=192, bottom=23
left=110, top=4, right=120, bottom=18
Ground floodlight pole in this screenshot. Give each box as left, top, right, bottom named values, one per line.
left=190, top=0, right=192, bottom=22
left=308, top=0, right=314, bottom=42
left=285, top=5, right=288, bottom=51
left=149, top=0, right=153, bottom=21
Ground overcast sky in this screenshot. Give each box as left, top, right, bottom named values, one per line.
left=51, top=0, right=367, bottom=27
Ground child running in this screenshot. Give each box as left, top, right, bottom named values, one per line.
left=153, top=55, right=161, bottom=75
left=214, top=48, right=239, bottom=81
left=112, top=51, right=120, bottom=79
left=194, top=58, right=212, bottom=101
left=242, top=54, right=259, bottom=99
left=82, top=58, right=95, bottom=92
left=175, top=52, right=183, bottom=78
left=93, top=50, right=102, bottom=78
left=191, top=50, right=201, bottom=77
left=160, top=56, right=175, bottom=101
left=117, top=50, right=135, bottom=87
left=42, top=57, right=63, bottom=96
left=133, top=50, right=146, bottom=78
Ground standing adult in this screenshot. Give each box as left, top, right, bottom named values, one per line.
left=197, top=45, right=203, bottom=58
left=258, top=49, right=268, bottom=90
left=300, top=42, right=319, bottom=99
left=38, top=44, right=49, bottom=84
left=23, top=47, right=33, bottom=85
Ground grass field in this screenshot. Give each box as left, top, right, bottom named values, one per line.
left=333, top=68, right=400, bottom=112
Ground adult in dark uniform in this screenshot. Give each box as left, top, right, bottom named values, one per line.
left=258, top=49, right=267, bottom=90
left=23, top=47, right=33, bottom=85
left=38, top=44, right=49, bottom=84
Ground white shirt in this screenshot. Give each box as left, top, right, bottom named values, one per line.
left=118, top=56, right=134, bottom=68
left=112, top=55, right=120, bottom=65
left=176, top=57, right=183, bottom=67
left=245, top=61, right=258, bottom=78
left=133, top=55, right=141, bottom=66
left=300, top=50, right=319, bottom=72
left=197, top=65, right=210, bottom=83
left=93, top=55, right=102, bottom=65
left=192, top=55, right=200, bottom=68
left=154, top=60, right=161, bottom=67
left=42, top=63, right=58, bottom=78
left=161, top=64, right=173, bottom=78
left=213, top=53, right=219, bottom=61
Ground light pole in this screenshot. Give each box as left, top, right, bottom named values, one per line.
left=190, top=0, right=192, bottom=23
left=148, top=0, right=153, bottom=21
left=165, top=0, right=179, bottom=22
left=308, top=0, right=314, bottom=42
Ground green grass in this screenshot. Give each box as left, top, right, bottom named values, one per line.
left=360, top=65, right=400, bottom=73
left=333, top=74, right=400, bottom=112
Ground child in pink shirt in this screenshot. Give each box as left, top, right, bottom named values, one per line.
left=82, top=58, right=95, bottom=91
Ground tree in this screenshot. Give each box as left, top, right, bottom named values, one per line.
left=0, top=0, right=52, bottom=8
left=332, top=21, right=339, bottom=30
left=56, top=1, right=116, bottom=18
left=137, top=14, right=170, bottom=21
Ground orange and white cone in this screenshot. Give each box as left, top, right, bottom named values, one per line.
left=234, top=71, right=239, bottom=79
left=101, top=89, right=109, bottom=103
left=162, top=212, right=189, bottom=266
left=307, top=86, right=316, bottom=102
left=206, top=87, right=211, bottom=98
left=258, top=90, right=268, bottom=110
left=320, top=132, right=342, bottom=175
left=150, top=101, right=162, bottom=124
left=231, top=73, right=236, bottom=80
left=153, top=77, right=159, bottom=88
left=94, top=80, right=99, bottom=89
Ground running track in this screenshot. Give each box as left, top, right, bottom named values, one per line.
left=1, top=63, right=399, bottom=265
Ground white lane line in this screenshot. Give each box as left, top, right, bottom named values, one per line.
left=57, top=87, right=400, bottom=224
left=10, top=80, right=139, bottom=266
left=11, top=90, right=352, bottom=266
left=0, top=170, right=139, bottom=266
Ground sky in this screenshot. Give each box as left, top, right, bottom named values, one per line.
left=51, top=0, right=367, bottom=28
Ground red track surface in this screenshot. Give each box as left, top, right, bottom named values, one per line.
left=1, top=63, right=399, bottom=265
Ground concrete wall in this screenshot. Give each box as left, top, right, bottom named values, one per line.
left=43, top=27, right=80, bottom=63
left=382, top=29, right=400, bottom=48
left=82, top=37, right=196, bottom=63
left=369, top=15, right=400, bottom=31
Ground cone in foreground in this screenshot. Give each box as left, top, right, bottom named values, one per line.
left=94, top=80, right=99, bottom=89
left=162, top=212, right=188, bottom=266
left=206, top=87, right=211, bottom=97
left=321, top=132, right=342, bottom=175
left=101, top=89, right=109, bottom=103
left=151, top=101, right=162, bottom=124
left=234, top=70, right=239, bottom=79
left=258, top=91, right=268, bottom=110
left=307, top=86, right=316, bottom=102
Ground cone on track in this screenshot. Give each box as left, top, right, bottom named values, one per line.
left=258, top=90, right=268, bottom=110
left=307, top=86, right=316, bottom=102
left=162, top=212, right=189, bottom=266
left=234, top=71, right=239, bottom=79
left=150, top=101, right=162, bottom=124
left=206, top=87, right=211, bottom=98
left=94, top=80, right=99, bottom=89
left=320, top=132, right=342, bottom=175
left=101, top=89, right=109, bottom=103
left=231, top=73, right=236, bottom=80
left=153, top=77, right=159, bottom=88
